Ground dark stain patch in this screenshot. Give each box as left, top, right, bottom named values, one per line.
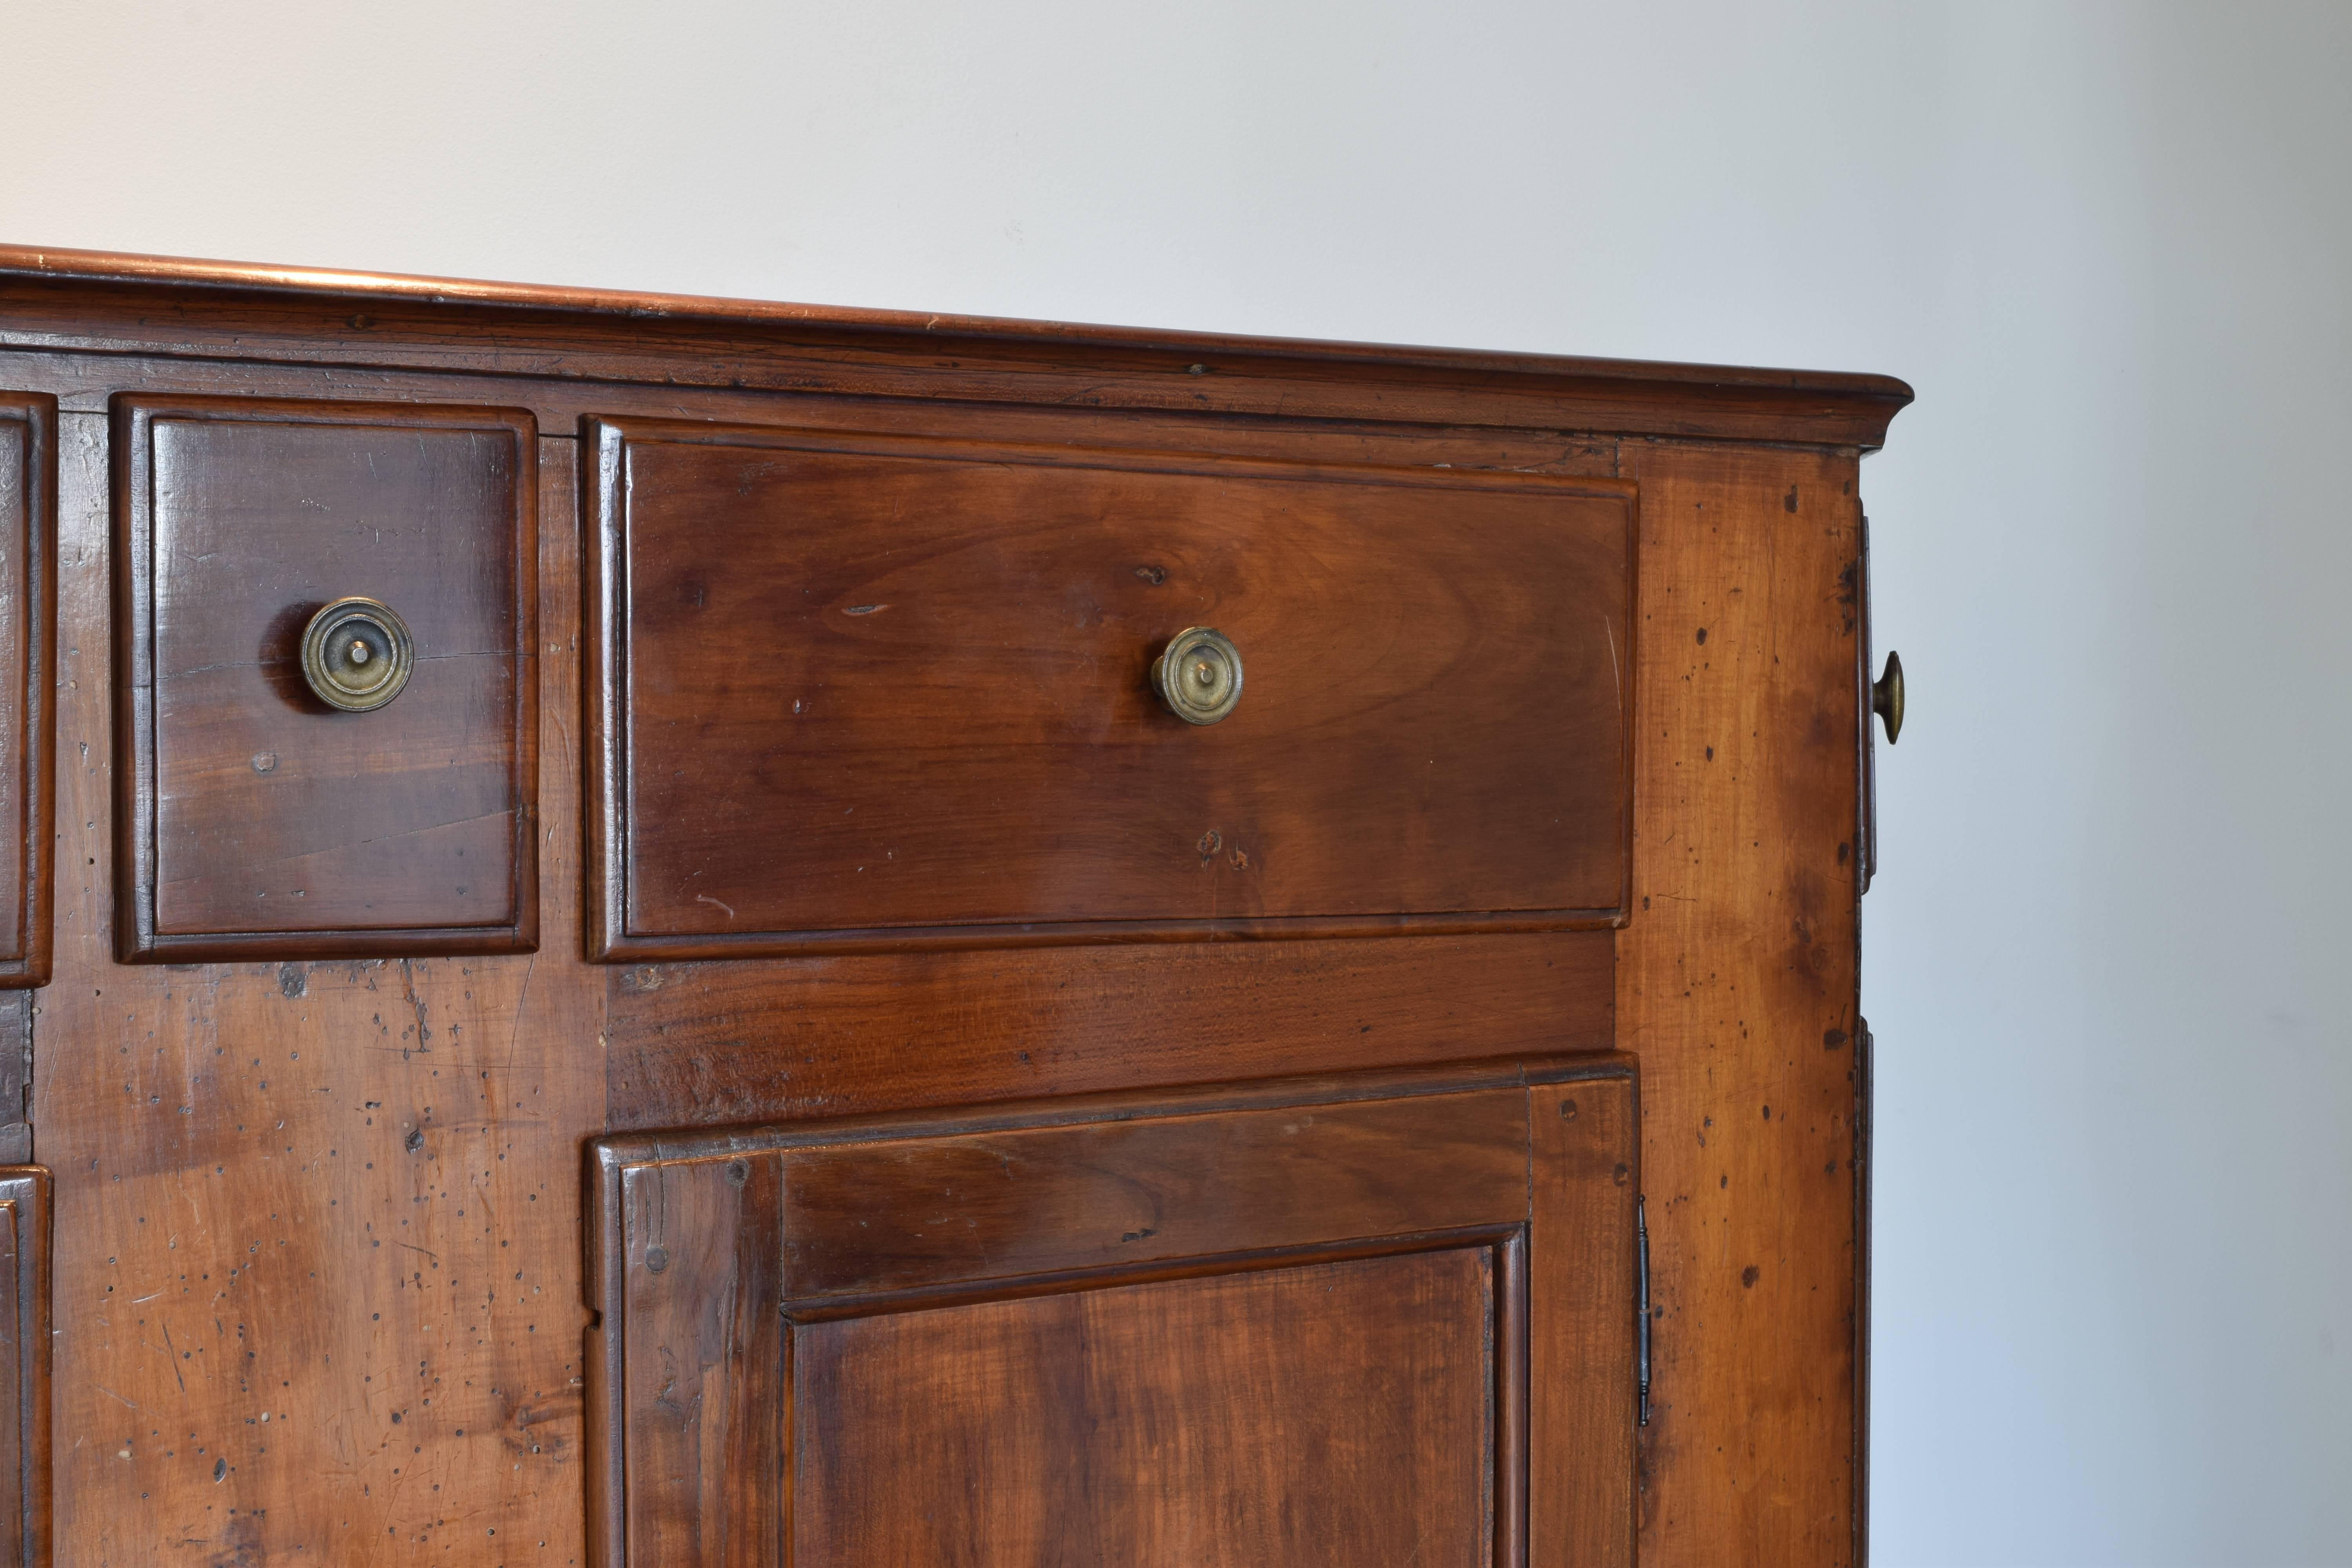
left=1612, top=1162, right=1630, bottom=1186
left=1695, top=627, right=1708, bottom=645
left=1823, top=1028, right=1848, bottom=1051
left=1132, top=564, right=1167, bottom=585
left=1704, top=746, right=1714, bottom=761
left=277, top=964, right=306, bottom=1000
left=1837, top=841, right=1851, bottom=866
left=1783, top=486, right=1799, bottom=513
left=1741, top=1265, right=1760, bottom=1288
left=1762, top=1105, right=1771, bottom=1120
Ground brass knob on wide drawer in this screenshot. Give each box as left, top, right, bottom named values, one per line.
left=1873, top=650, right=1904, bottom=744
left=1152, top=626, right=1244, bottom=725
left=301, top=597, right=416, bottom=712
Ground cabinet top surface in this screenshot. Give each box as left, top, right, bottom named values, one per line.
left=0, top=242, right=1912, bottom=447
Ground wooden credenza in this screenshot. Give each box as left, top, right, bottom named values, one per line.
left=0, top=245, right=1906, bottom=1566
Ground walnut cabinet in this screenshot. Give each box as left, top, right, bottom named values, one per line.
left=0, top=244, right=1907, bottom=1565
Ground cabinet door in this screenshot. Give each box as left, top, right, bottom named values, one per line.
left=589, top=1056, right=1637, bottom=1567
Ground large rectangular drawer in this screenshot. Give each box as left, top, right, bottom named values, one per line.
left=585, top=416, right=1635, bottom=958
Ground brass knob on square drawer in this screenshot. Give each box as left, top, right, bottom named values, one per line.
left=1872, top=650, right=1904, bottom=743
left=301, top=597, right=415, bottom=712
left=1152, top=627, right=1244, bottom=725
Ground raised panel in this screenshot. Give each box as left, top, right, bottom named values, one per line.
left=795, top=1248, right=1497, bottom=1568
left=586, top=416, right=1635, bottom=959
left=0, top=397, right=54, bottom=989
left=588, top=1055, right=1638, bottom=1568
left=111, top=396, right=538, bottom=960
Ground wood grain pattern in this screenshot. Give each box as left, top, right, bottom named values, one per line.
left=111, top=396, right=539, bottom=960
left=1529, top=1078, right=1639, bottom=1566
left=603, top=930, right=1615, bottom=1132
left=42, top=423, right=603, bottom=1563
left=0, top=1167, right=51, bottom=1568
left=1616, top=441, right=1867, bottom=1566
left=0, top=396, right=54, bottom=989
left=586, top=416, right=1633, bottom=958
left=795, top=1249, right=1496, bottom=1568
left=591, top=1057, right=1635, bottom=1568
left=0, top=246, right=1913, bottom=451
left=0, top=252, right=1907, bottom=1565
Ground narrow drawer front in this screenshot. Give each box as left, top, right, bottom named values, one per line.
left=587, top=416, right=1633, bottom=957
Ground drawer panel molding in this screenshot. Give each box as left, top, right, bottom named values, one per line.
left=585, top=415, right=1635, bottom=960
left=111, top=396, right=539, bottom=961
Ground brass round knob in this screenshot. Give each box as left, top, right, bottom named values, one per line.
left=1152, top=626, right=1244, bottom=726
left=300, top=597, right=415, bottom=712
left=1872, top=650, right=1904, bottom=744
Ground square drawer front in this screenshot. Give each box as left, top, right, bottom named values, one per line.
left=587, top=416, right=1633, bottom=958
left=113, top=396, right=538, bottom=960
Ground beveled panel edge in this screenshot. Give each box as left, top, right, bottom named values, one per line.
left=580, top=413, right=1637, bottom=962
left=0, top=398, right=53, bottom=989
left=1, top=243, right=1915, bottom=450
left=591, top=909, right=1628, bottom=963
left=108, top=394, right=542, bottom=962
left=0, top=1167, right=51, bottom=1568
left=587, top=1049, right=1638, bottom=1177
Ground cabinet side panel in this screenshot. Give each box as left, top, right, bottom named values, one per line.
left=1617, top=442, right=1864, bottom=1564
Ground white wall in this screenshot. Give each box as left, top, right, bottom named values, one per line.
left=6, top=3, right=2348, bottom=1561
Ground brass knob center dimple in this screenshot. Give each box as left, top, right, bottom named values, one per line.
left=301, top=597, right=416, bottom=713
left=1152, top=627, right=1243, bottom=725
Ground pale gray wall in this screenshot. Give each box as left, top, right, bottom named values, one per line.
left=5, top=4, right=2348, bottom=1562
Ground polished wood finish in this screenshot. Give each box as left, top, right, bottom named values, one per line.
left=604, top=929, right=1615, bottom=1132
left=0, top=397, right=53, bottom=989
left=0, top=247, right=1906, bottom=1567
left=589, top=1056, right=1637, bottom=1568
left=0, top=1167, right=51, bottom=1568
left=588, top=415, right=1633, bottom=957
left=800, top=1252, right=1494, bottom=1568
left=111, top=396, right=539, bottom=960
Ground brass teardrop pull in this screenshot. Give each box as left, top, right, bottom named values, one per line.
left=1872, top=650, right=1904, bottom=744
left=1151, top=627, right=1244, bottom=725
left=301, top=596, right=416, bottom=712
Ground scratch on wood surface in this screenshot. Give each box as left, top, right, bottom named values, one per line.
left=1605, top=617, right=1622, bottom=715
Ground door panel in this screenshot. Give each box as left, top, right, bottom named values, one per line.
left=588, top=1055, right=1638, bottom=1568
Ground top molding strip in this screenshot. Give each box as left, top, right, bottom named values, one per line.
left=0, top=243, right=1912, bottom=448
